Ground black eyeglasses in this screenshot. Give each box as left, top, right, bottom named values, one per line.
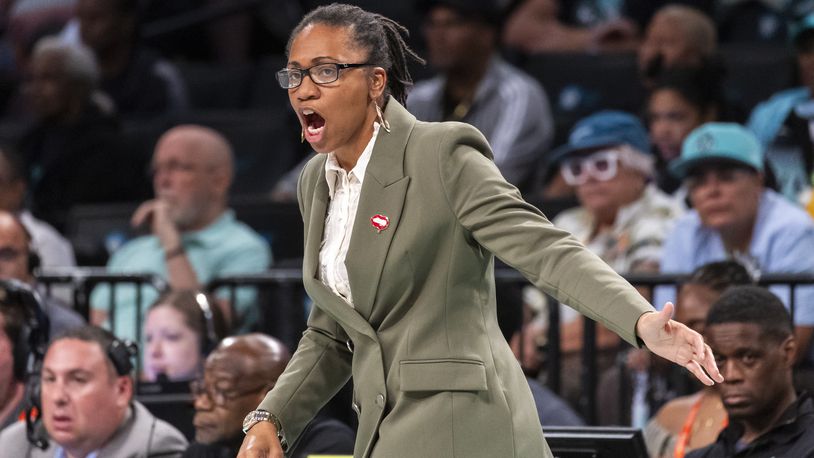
left=190, top=379, right=271, bottom=407
left=276, top=62, right=372, bottom=89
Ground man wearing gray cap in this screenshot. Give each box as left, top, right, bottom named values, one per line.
left=658, top=123, right=814, bottom=368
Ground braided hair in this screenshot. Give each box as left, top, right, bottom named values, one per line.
left=286, top=3, right=425, bottom=106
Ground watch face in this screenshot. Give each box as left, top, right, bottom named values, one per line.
left=243, top=410, right=269, bottom=433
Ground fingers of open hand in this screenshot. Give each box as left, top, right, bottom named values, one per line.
left=702, top=343, right=724, bottom=383
left=685, top=359, right=715, bottom=386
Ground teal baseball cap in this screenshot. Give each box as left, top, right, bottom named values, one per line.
left=669, top=123, right=763, bottom=179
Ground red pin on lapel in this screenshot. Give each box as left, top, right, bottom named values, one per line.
left=370, top=214, right=389, bottom=233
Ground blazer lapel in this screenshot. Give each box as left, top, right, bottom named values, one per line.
left=301, top=154, right=379, bottom=339
left=345, top=98, right=415, bottom=320
left=302, top=163, right=329, bottom=282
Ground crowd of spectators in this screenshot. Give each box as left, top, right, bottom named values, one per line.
left=0, top=0, right=809, bottom=457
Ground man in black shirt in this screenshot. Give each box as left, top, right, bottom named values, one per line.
left=688, top=286, right=814, bottom=458
left=183, top=334, right=355, bottom=458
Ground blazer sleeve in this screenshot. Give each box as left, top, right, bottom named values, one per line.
left=256, top=307, right=353, bottom=448
left=436, top=123, right=653, bottom=346
left=256, top=157, right=352, bottom=447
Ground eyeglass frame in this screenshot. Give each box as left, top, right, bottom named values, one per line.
left=189, top=378, right=272, bottom=408
left=276, top=62, right=373, bottom=89
left=559, top=146, right=654, bottom=186
left=560, top=150, right=621, bottom=186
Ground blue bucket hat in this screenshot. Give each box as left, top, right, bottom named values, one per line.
left=669, top=123, right=763, bottom=179
left=549, top=110, right=651, bottom=163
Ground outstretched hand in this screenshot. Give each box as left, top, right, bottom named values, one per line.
left=636, top=302, right=724, bottom=386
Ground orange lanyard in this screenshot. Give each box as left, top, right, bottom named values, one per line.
left=674, top=393, right=728, bottom=458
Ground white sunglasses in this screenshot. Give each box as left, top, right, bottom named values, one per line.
left=560, top=150, right=620, bottom=186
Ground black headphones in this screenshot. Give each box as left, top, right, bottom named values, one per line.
left=0, top=279, right=49, bottom=382
left=107, top=337, right=138, bottom=376
left=25, top=332, right=138, bottom=450
left=194, top=292, right=218, bottom=355
left=0, top=280, right=51, bottom=451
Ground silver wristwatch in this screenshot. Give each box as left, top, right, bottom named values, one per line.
left=242, top=409, right=288, bottom=451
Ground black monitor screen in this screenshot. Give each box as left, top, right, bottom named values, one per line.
left=545, top=426, right=648, bottom=458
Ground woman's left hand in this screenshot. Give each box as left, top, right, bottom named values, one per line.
left=636, top=302, right=724, bottom=386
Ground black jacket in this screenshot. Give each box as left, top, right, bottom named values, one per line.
left=687, top=392, right=814, bottom=458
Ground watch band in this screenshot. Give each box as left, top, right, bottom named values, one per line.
left=269, top=413, right=289, bottom=452
left=243, top=410, right=288, bottom=452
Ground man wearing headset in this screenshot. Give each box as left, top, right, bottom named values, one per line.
left=0, top=211, right=83, bottom=339
left=0, top=325, right=188, bottom=457
left=0, top=304, right=27, bottom=429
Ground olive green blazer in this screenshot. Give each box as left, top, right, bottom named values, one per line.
left=258, top=98, right=653, bottom=457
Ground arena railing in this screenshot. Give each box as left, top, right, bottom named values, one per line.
left=34, top=268, right=814, bottom=427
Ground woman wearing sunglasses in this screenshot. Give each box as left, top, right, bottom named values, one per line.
left=554, top=110, right=685, bottom=274
left=550, top=110, right=686, bottom=412
left=238, top=5, right=721, bottom=458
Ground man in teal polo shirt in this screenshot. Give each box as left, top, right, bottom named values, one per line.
left=90, top=125, right=271, bottom=342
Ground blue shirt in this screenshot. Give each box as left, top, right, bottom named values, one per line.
left=90, top=210, right=271, bottom=341
left=657, top=190, right=814, bottom=358
left=747, top=86, right=811, bottom=200
left=55, top=449, right=97, bottom=458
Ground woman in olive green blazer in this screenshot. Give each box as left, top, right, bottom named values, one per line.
left=240, top=5, right=721, bottom=458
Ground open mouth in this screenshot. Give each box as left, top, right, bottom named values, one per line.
left=302, top=108, right=325, bottom=142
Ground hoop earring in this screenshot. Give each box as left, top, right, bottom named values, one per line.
left=301, top=130, right=305, bottom=143
left=375, top=103, right=391, bottom=133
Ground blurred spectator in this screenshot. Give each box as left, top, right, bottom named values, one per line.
left=646, top=66, right=725, bottom=194
left=0, top=211, right=83, bottom=337
left=503, top=0, right=716, bottom=54
left=143, top=290, right=227, bottom=383
left=496, top=283, right=585, bottom=427
left=408, top=0, right=553, bottom=190
left=716, top=0, right=794, bottom=44
left=551, top=111, right=684, bottom=273
left=747, top=13, right=814, bottom=202
left=0, top=303, right=27, bottom=429
left=5, top=0, right=75, bottom=64
left=687, top=286, right=814, bottom=458
left=0, top=146, right=74, bottom=269
left=502, top=0, right=639, bottom=53
left=638, top=5, right=717, bottom=88
left=17, top=36, right=141, bottom=232
left=183, top=333, right=355, bottom=458
left=61, top=0, right=187, bottom=117
left=642, top=261, right=753, bottom=457
left=0, top=325, right=188, bottom=457
left=547, top=111, right=684, bottom=407
left=90, top=125, right=271, bottom=342
left=658, top=123, right=814, bottom=366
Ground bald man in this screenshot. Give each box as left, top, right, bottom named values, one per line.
left=638, top=5, right=717, bottom=85
left=90, top=125, right=271, bottom=341
left=184, top=334, right=354, bottom=458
